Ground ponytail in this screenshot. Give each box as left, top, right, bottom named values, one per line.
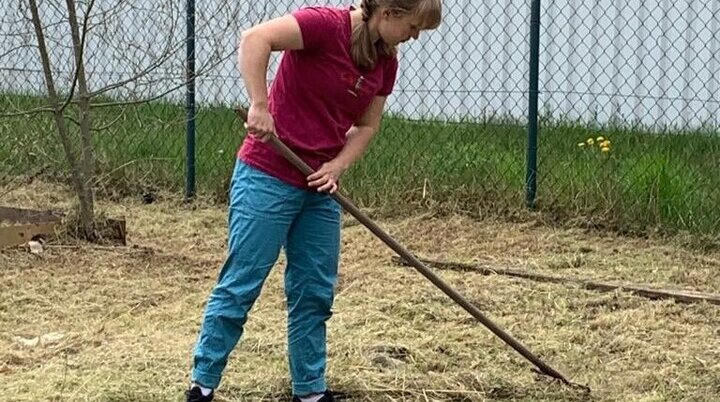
left=351, top=0, right=395, bottom=70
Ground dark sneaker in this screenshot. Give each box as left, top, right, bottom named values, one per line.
left=292, top=390, right=334, bottom=402
left=186, top=385, right=214, bottom=402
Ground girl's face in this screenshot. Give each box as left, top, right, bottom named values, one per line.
left=377, top=9, right=424, bottom=46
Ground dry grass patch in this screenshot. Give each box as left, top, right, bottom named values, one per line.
left=1, top=182, right=719, bottom=401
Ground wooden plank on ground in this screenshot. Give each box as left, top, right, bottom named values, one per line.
left=0, top=206, right=61, bottom=224
left=391, top=256, right=720, bottom=306
left=0, top=222, right=59, bottom=248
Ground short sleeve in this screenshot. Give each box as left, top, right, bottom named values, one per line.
left=292, top=7, right=338, bottom=51
left=378, top=57, right=399, bottom=96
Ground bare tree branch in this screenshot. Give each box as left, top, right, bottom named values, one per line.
left=83, top=0, right=126, bottom=34
left=26, top=0, right=84, bottom=210
left=53, top=0, right=95, bottom=116
left=4, top=0, right=253, bottom=131
left=65, top=111, right=123, bottom=132
left=1, top=38, right=235, bottom=117
left=88, top=42, right=184, bottom=99
left=64, top=0, right=97, bottom=239
left=0, top=44, right=37, bottom=59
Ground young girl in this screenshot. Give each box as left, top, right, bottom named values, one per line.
left=187, top=1, right=441, bottom=401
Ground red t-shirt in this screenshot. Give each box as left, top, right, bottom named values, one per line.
left=239, top=6, right=399, bottom=189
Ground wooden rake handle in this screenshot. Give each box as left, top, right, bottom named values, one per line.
left=234, top=107, right=586, bottom=391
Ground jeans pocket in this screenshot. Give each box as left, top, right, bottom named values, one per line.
left=230, top=160, right=302, bottom=221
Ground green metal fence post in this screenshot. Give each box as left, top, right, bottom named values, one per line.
left=185, top=0, right=196, bottom=201
left=526, top=0, right=541, bottom=209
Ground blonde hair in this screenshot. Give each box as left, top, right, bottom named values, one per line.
left=351, top=0, right=442, bottom=70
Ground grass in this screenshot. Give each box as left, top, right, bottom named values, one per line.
left=1, top=93, right=719, bottom=237
left=1, top=181, right=719, bottom=401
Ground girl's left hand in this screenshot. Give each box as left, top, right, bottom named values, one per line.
left=307, top=160, right=346, bottom=194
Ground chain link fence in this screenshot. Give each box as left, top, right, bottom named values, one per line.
left=1, top=0, right=719, bottom=236
left=538, top=0, right=720, bottom=234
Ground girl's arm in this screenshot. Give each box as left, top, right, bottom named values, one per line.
left=307, top=96, right=387, bottom=193
left=238, top=15, right=304, bottom=140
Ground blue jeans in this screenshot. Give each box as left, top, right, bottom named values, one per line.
left=191, top=160, right=341, bottom=396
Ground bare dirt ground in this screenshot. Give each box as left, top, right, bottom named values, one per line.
left=1, top=182, right=719, bottom=401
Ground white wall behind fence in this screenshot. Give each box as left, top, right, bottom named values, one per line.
left=1, top=0, right=718, bottom=129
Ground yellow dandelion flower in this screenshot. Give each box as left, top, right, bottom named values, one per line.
left=596, top=136, right=605, bottom=142
left=600, top=147, right=610, bottom=153
left=602, top=140, right=611, bottom=147
left=586, top=138, right=595, bottom=145
left=578, top=142, right=586, bottom=147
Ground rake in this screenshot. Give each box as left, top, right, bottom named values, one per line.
left=234, top=107, right=589, bottom=393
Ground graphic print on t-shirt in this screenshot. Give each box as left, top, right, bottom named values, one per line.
left=340, top=71, right=368, bottom=98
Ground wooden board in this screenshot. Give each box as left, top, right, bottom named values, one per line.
left=0, top=206, right=127, bottom=247
left=0, top=206, right=61, bottom=224
left=0, top=222, right=59, bottom=248
left=0, top=206, right=62, bottom=248
left=391, top=256, right=720, bottom=306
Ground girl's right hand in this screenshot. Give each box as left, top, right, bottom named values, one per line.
left=245, top=103, right=275, bottom=142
